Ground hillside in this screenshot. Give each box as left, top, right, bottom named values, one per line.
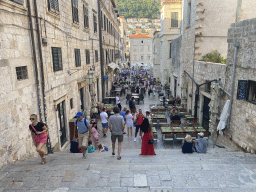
left=115, top=0, right=161, bottom=19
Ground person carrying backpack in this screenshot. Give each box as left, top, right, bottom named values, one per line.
left=74, top=112, right=92, bottom=159
left=129, top=97, right=136, bottom=114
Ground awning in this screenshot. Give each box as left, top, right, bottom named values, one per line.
left=108, top=63, right=118, bottom=70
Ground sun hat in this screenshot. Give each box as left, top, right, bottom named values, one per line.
left=198, top=132, right=204, bottom=137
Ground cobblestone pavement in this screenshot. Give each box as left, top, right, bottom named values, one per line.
left=1, top=92, right=256, bottom=192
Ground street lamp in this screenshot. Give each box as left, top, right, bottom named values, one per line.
left=85, top=68, right=94, bottom=85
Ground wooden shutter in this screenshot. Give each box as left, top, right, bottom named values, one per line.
left=11, top=0, right=24, bottom=5
left=75, top=49, right=81, bottom=67
left=55, top=0, right=59, bottom=11
left=52, top=47, right=62, bottom=71
left=237, top=80, right=249, bottom=100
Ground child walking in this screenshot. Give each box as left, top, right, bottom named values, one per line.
left=91, top=122, right=100, bottom=148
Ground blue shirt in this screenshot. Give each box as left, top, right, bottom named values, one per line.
left=120, top=110, right=126, bottom=121
left=87, top=146, right=95, bottom=153
left=76, top=118, right=90, bottom=134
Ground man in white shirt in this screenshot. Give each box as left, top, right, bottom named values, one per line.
left=100, top=108, right=109, bottom=138
left=116, top=94, right=122, bottom=111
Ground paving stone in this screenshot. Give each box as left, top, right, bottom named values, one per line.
left=110, top=187, right=128, bottom=192
left=128, top=188, right=150, bottom=192
left=121, top=171, right=133, bottom=178
left=150, top=188, right=173, bottom=192
left=108, top=181, right=121, bottom=187
left=97, top=178, right=109, bottom=187
left=134, top=174, right=147, bottom=187
left=147, top=176, right=161, bottom=187
left=158, top=171, right=171, bottom=180
left=121, top=178, right=133, bottom=187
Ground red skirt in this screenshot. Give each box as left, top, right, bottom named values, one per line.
left=140, top=132, right=156, bottom=156
left=34, top=132, right=47, bottom=145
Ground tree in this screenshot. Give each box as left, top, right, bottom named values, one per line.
left=115, top=0, right=161, bottom=19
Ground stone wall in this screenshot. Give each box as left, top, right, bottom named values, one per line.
left=171, top=34, right=182, bottom=97
left=221, top=18, right=256, bottom=153
left=0, top=0, right=38, bottom=168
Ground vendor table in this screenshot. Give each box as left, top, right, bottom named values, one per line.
left=104, top=104, right=114, bottom=111
left=152, top=114, right=166, bottom=119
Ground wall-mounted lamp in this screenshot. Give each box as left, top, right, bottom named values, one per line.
left=85, top=69, right=94, bottom=85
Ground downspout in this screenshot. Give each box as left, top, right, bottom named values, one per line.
left=227, top=42, right=240, bottom=128
left=33, top=0, right=53, bottom=153
left=27, top=0, right=42, bottom=121
left=97, top=0, right=105, bottom=100
left=33, top=0, right=46, bottom=123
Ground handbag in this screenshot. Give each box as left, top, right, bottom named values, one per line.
left=148, top=139, right=154, bottom=145
left=30, top=124, right=47, bottom=144
left=133, top=119, right=137, bottom=126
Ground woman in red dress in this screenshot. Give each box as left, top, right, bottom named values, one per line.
left=140, top=118, right=156, bottom=156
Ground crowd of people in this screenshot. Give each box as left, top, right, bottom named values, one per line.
left=28, top=68, right=207, bottom=164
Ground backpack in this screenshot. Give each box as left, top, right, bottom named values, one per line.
left=75, top=118, right=88, bottom=130
left=129, top=100, right=133, bottom=108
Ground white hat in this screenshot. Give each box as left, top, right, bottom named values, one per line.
left=198, top=132, right=204, bottom=137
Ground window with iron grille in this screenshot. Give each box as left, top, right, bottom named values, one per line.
left=52, top=47, right=62, bottom=71
left=74, top=49, right=81, bottom=67
left=72, top=0, right=79, bottom=23
left=83, top=5, right=89, bottom=28
left=187, top=2, right=191, bottom=26
left=100, top=11, right=103, bottom=29
left=95, top=50, right=99, bottom=62
left=86, top=49, right=90, bottom=64
left=70, top=98, right=74, bottom=109
left=16, top=66, right=28, bottom=80
left=93, top=13, right=97, bottom=33
left=10, top=0, right=24, bottom=5
left=171, top=12, right=178, bottom=28
left=48, top=0, right=59, bottom=12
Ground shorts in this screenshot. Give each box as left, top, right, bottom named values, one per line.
left=102, top=122, right=109, bottom=128
left=131, top=108, right=136, bottom=114
left=135, top=125, right=140, bottom=133
left=111, top=134, right=123, bottom=143
left=78, top=132, right=89, bottom=147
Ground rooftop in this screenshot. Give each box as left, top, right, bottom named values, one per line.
left=129, top=33, right=152, bottom=39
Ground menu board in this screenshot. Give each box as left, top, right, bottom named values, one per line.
left=237, top=80, right=248, bottom=100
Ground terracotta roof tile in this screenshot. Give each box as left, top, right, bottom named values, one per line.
left=129, top=33, right=152, bottom=39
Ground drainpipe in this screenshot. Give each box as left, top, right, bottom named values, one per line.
left=97, top=0, right=105, bottom=100
left=27, top=0, right=42, bottom=121
left=227, top=42, right=240, bottom=128
left=33, top=0, right=53, bottom=153
left=33, top=0, right=47, bottom=122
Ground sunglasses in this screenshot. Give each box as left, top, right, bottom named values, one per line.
left=30, top=118, right=35, bottom=120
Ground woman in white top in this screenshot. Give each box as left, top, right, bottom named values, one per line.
left=125, top=110, right=134, bottom=137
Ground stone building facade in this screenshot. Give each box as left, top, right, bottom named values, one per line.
left=0, top=0, right=123, bottom=168
left=159, top=0, right=182, bottom=86
left=100, top=0, right=122, bottom=96
left=153, top=31, right=161, bottom=79
left=170, top=0, right=256, bottom=152
left=219, top=18, right=256, bottom=153
left=119, top=16, right=128, bottom=65
left=129, top=33, right=153, bottom=67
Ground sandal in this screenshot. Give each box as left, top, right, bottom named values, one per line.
left=41, top=157, right=46, bottom=165
left=117, top=156, right=121, bottom=160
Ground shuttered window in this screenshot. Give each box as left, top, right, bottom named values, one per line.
left=74, top=49, right=81, bottom=67
left=93, top=14, right=97, bottom=33
left=169, top=43, right=172, bottom=58
left=52, top=47, right=63, bottom=72
left=171, top=12, right=178, bottom=28
left=48, top=0, right=59, bottom=12
left=72, top=0, right=79, bottom=23
left=10, top=0, right=24, bottom=5
left=95, top=50, right=99, bottom=62
left=16, top=66, right=28, bottom=80
left=86, top=49, right=90, bottom=64
left=83, top=5, right=89, bottom=28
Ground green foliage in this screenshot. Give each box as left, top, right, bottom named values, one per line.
left=142, top=29, right=147, bottom=33
left=201, top=50, right=227, bottom=64
left=115, top=0, right=161, bottom=19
